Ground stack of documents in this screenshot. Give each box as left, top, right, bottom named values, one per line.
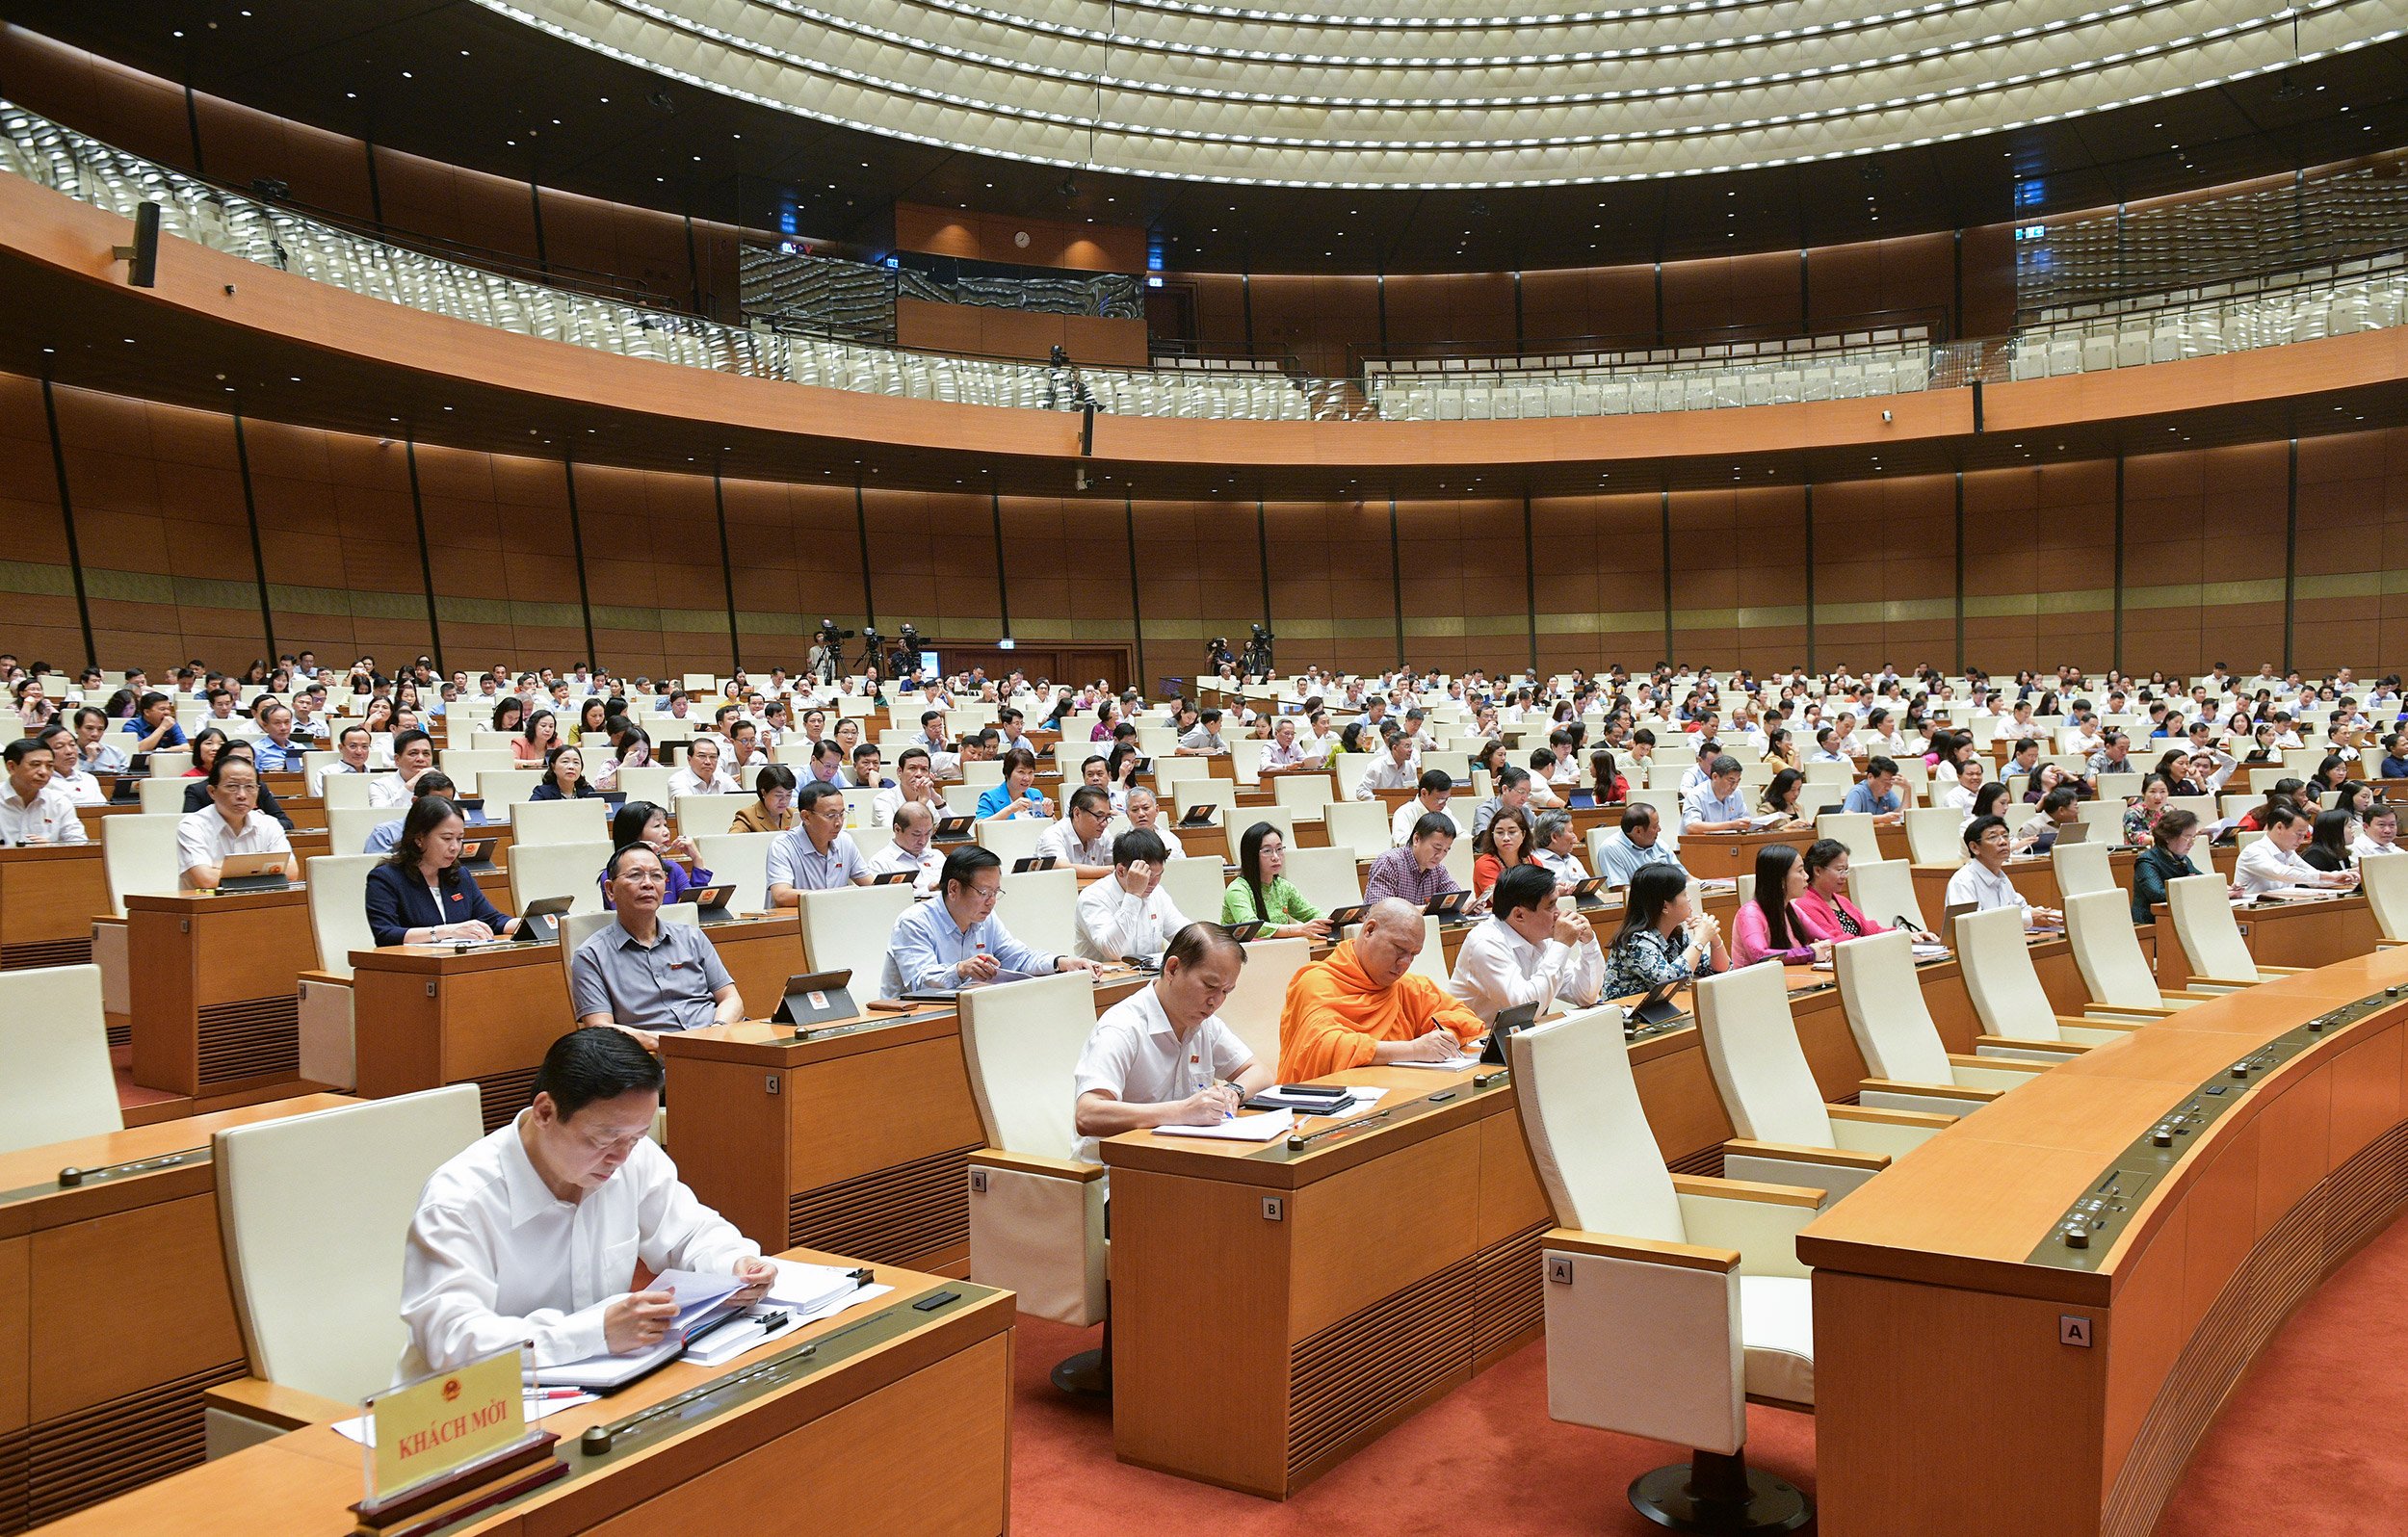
left=1156, top=1107, right=1293, bottom=1141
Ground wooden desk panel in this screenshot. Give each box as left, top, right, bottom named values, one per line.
left=126, top=889, right=315, bottom=1098
left=2150, top=894, right=2379, bottom=991
left=0, top=846, right=109, bottom=970
left=0, top=1094, right=350, bottom=1533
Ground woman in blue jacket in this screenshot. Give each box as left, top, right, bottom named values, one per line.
left=365, top=796, right=519, bottom=947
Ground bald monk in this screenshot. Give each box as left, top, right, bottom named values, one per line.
left=1279, top=899, right=1486, bottom=1079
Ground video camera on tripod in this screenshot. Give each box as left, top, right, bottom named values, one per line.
left=1241, top=623, right=1275, bottom=677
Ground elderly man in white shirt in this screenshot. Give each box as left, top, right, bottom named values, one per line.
left=667, top=738, right=741, bottom=799
left=1944, top=814, right=2056, bottom=927
left=0, top=738, right=91, bottom=846
left=1121, top=788, right=1187, bottom=859
left=1448, top=864, right=1605, bottom=1027
left=2235, top=805, right=2359, bottom=897
left=863, top=801, right=945, bottom=893
left=1260, top=716, right=1310, bottom=774
left=1074, top=828, right=1191, bottom=963
left=399, top=1028, right=772, bottom=1377
left=39, top=728, right=105, bottom=806
left=1070, top=924, right=1275, bottom=1163
left=176, top=756, right=297, bottom=888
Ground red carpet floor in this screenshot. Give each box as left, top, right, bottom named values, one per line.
left=1006, top=1320, right=1816, bottom=1536
left=2153, top=1207, right=2408, bottom=1537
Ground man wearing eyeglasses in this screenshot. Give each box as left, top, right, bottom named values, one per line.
left=571, top=843, right=745, bottom=1051
left=399, top=1027, right=774, bottom=1376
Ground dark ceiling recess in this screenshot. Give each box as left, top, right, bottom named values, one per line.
left=7, top=3, right=2408, bottom=273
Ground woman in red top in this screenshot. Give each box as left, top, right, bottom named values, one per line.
left=1586, top=749, right=1628, bottom=806
left=1471, top=805, right=1542, bottom=898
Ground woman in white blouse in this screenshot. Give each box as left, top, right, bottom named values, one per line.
left=177, top=754, right=297, bottom=889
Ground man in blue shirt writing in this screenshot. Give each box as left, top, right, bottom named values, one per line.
left=1840, top=756, right=1906, bottom=824
left=879, top=846, right=1102, bottom=997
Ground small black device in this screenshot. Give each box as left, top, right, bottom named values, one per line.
left=454, top=795, right=488, bottom=825
left=1224, top=919, right=1268, bottom=942
left=598, top=790, right=628, bottom=810
left=1425, top=889, right=1471, bottom=920
left=1630, top=977, right=1686, bottom=1027
left=680, top=882, right=736, bottom=925
left=515, top=895, right=573, bottom=945
left=932, top=814, right=975, bottom=842
left=1011, top=855, right=1058, bottom=873
left=871, top=869, right=919, bottom=886
left=1479, top=1000, right=1544, bottom=1064
left=1325, top=902, right=1368, bottom=929
left=1177, top=803, right=1218, bottom=826
left=457, top=839, right=496, bottom=873
left=1570, top=875, right=1612, bottom=911
left=1815, top=802, right=1845, bottom=818
left=771, top=969, right=858, bottom=1027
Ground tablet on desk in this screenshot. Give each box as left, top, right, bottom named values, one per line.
left=1177, top=803, right=1218, bottom=826
left=1479, top=999, right=1546, bottom=1064
left=1425, top=889, right=1471, bottom=920
left=1011, top=855, right=1058, bottom=873
left=516, top=895, right=573, bottom=945
left=457, top=838, right=496, bottom=873
left=215, top=851, right=292, bottom=894
left=932, top=815, right=975, bottom=842
left=2053, top=821, right=2091, bottom=845
left=871, top=870, right=919, bottom=886
left=1325, top=902, right=1369, bottom=930
left=1570, top=875, right=1612, bottom=910
left=1629, top=978, right=1686, bottom=1028
left=772, top=969, right=858, bottom=1028
left=1224, top=919, right=1268, bottom=942
left=680, top=883, right=736, bottom=925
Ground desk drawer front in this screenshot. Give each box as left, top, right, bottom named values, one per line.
left=788, top=1144, right=975, bottom=1267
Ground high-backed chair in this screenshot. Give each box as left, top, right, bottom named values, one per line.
left=2364, top=851, right=2408, bottom=947
left=299, top=854, right=381, bottom=1091
left=2165, top=873, right=2307, bottom=988
left=798, top=882, right=919, bottom=995
left=1904, top=807, right=1965, bottom=866
left=0, top=964, right=121, bottom=1154
left=2052, top=840, right=2114, bottom=899
left=1155, top=856, right=1225, bottom=930
left=2064, top=890, right=2215, bottom=1016
left=1172, top=777, right=1240, bottom=822
left=102, top=810, right=181, bottom=915
left=510, top=796, right=611, bottom=847
left=325, top=805, right=403, bottom=855
left=996, top=867, right=1079, bottom=958
left=507, top=839, right=613, bottom=917
left=1270, top=773, right=1335, bottom=819
left=1956, top=906, right=2144, bottom=1060
left=1834, top=931, right=2047, bottom=1116
left=614, top=764, right=678, bottom=804
left=137, top=774, right=188, bottom=815
left=1281, top=844, right=1365, bottom=915
left=1509, top=1007, right=1820, bottom=1532
left=1692, top=966, right=1951, bottom=1205
left=672, top=792, right=755, bottom=838
left=1845, top=859, right=1928, bottom=937
left=974, top=814, right=1051, bottom=863
left=205, top=1085, right=484, bottom=1455
left=1217, top=936, right=1311, bottom=1065
left=1322, top=798, right=1390, bottom=857
left=958, top=973, right=1111, bottom=1392
left=694, top=830, right=778, bottom=915
left=1814, top=811, right=1884, bottom=866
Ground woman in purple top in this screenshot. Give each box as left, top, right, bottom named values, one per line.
left=601, top=800, right=715, bottom=907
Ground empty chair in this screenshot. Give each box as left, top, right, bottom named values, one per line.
left=1270, top=773, right=1335, bottom=819
left=1321, top=798, right=1390, bottom=857
left=995, top=866, right=1079, bottom=958
left=974, top=814, right=1051, bottom=864
left=1814, top=811, right=1885, bottom=866
left=2365, top=851, right=2408, bottom=946
left=1693, top=965, right=1952, bottom=1206
left=693, top=830, right=778, bottom=915
left=1845, top=857, right=1930, bottom=937
left=1281, top=844, right=1364, bottom=916
left=1217, top=936, right=1312, bottom=1066
left=299, top=853, right=380, bottom=1091
left=1510, top=1007, right=1820, bottom=1532
left=2051, top=840, right=2114, bottom=899
left=1154, top=856, right=1226, bottom=932
left=2063, top=891, right=2214, bottom=1016
left=327, top=805, right=404, bottom=853
left=798, top=882, right=918, bottom=994
left=2164, top=873, right=2306, bottom=988
left=510, top=796, right=611, bottom=847
left=1956, top=906, right=2144, bottom=1059
left=507, top=839, right=612, bottom=916
left=1903, top=807, right=1965, bottom=866
left=0, top=965, right=121, bottom=1154
left=959, top=974, right=1111, bottom=1392
left=207, top=1085, right=484, bottom=1452
left=1835, top=931, right=2047, bottom=1116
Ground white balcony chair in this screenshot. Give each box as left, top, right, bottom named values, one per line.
left=1956, top=906, right=2144, bottom=1061
left=2164, top=873, right=2307, bottom=988
left=1834, top=931, right=2047, bottom=1116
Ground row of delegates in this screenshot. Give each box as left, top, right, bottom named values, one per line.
left=183, top=731, right=296, bottom=827
left=176, top=752, right=300, bottom=888
left=1729, top=841, right=1937, bottom=968
left=0, top=737, right=92, bottom=845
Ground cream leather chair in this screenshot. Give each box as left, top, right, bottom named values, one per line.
left=1834, top=931, right=2047, bottom=1116
left=672, top=792, right=754, bottom=838
left=1169, top=777, right=1238, bottom=823
left=996, top=866, right=1079, bottom=958
left=1903, top=807, right=1965, bottom=866
left=2364, top=851, right=2408, bottom=946
left=318, top=771, right=374, bottom=811
left=958, top=973, right=1110, bottom=1393
left=206, top=1084, right=484, bottom=1455
left=1281, top=845, right=1364, bottom=915
left=0, top=964, right=121, bottom=1154
left=1693, top=965, right=1951, bottom=1206
left=798, top=882, right=918, bottom=995
left=974, top=813, right=1051, bottom=864
left=1322, top=798, right=1390, bottom=857
left=507, top=839, right=612, bottom=916
left=1814, top=811, right=1884, bottom=866
left=98, top=812, right=182, bottom=1018
left=1217, top=935, right=1311, bottom=1066
left=1510, top=1007, right=1819, bottom=1532
left=2064, top=890, right=2216, bottom=1016
left=326, top=805, right=404, bottom=855
left=1154, top=855, right=1225, bottom=929
left=614, top=764, right=677, bottom=804
left=1845, top=859, right=1928, bottom=936
left=694, top=830, right=779, bottom=915
left=299, top=854, right=380, bottom=1091
left=138, top=775, right=189, bottom=815
left=2051, top=840, right=2115, bottom=899
left=510, top=795, right=611, bottom=847
left=1270, top=772, right=1335, bottom=819
left=476, top=768, right=547, bottom=808
left=1956, top=906, right=2143, bottom=1060
left=2165, top=873, right=2306, bottom=988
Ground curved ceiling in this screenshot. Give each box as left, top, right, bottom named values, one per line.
left=472, top=0, right=2404, bottom=188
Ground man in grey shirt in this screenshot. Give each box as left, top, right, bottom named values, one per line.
left=571, top=843, right=743, bottom=1050
left=1177, top=708, right=1229, bottom=756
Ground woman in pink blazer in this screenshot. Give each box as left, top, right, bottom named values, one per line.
left=1789, top=838, right=1894, bottom=945
left=1731, top=843, right=1833, bottom=967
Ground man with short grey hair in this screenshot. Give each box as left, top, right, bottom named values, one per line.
left=1680, top=753, right=1752, bottom=833
left=571, top=843, right=744, bottom=1051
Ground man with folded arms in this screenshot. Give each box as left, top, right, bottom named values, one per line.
left=1278, top=898, right=1486, bottom=1078
left=1071, top=923, right=1276, bottom=1162
left=399, top=1027, right=773, bottom=1376
left=1448, top=865, right=1604, bottom=1027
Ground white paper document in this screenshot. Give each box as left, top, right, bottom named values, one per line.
left=1390, top=1055, right=1478, bottom=1070
left=1155, top=1107, right=1294, bottom=1141
left=334, top=1391, right=596, bottom=1446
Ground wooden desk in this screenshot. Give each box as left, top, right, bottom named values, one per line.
left=350, top=915, right=806, bottom=1130
left=1910, top=850, right=2141, bottom=925
left=661, top=975, right=1150, bottom=1271
left=34, top=1251, right=1013, bottom=1537
left=1802, top=929, right=2407, bottom=1537
left=127, top=888, right=316, bottom=1098
left=1105, top=1061, right=1549, bottom=1498
left=0, top=844, right=109, bottom=970
left=0, top=1093, right=352, bottom=1534
left=2151, top=892, right=2380, bottom=991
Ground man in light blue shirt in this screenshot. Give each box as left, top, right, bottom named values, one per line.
left=767, top=782, right=868, bottom=905
left=1677, top=739, right=1721, bottom=794
left=878, top=846, right=1101, bottom=997
left=1839, top=756, right=1906, bottom=823
left=249, top=703, right=309, bottom=773
left=364, top=771, right=461, bottom=853
left=1595, top=803, right=1688, bottom=887
left=1680, top=755, right=1751, bottom=832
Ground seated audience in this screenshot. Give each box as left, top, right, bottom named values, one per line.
left=1279, top=899, right=1486, bottom=1077
left=863, top=801, right=944, bottom=892
left=1073, top=829, right=1191, bottom=962
left=0, top=736, right=89, bottom=846
left=1600, top=864, right=1728, bottom=1000
left=366, top=796, right=518, bottom=946
left=1732, top=844, right=1830, bottom=966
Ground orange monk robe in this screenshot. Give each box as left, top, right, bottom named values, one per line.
left=1278, top=941, right=1487, bottom=1081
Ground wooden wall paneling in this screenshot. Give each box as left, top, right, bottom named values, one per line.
left=690, top=219, right=746, bottom=325
left=1810, top=477, right=1884, bottom=672
left=1176, top=274, right=1251, bottom=352
left=246, top=419, right=429, bottom=664
left=413, top=444, right=585, bottom=670
left=1961, top=465, right=2043, bottom=673
left=572, top=464, right=730, bottom=678
left=1731, top=482, right=1809, bottom=676
left=1806, top=233, right=1955, bottom=331
left=2292, top=427, right=2401, bottom=673
left=0, top=25, right=193, bottom=168
left=995, top=494, right=1074, bottom=640
left=1020, top=493, right=1137, bottom=650
left=367, top=145, right=540, bottom=266
left=1530, top=491, right=1665, bottom=674
left=1128, top=497, right=1258, bottom=670
left=893, top=206, right=1145, bottom=274
left=0, top=373, right=88, bottom=664
left=537, top=187, right=696, bottom=308
left=1661, top=251, right=1799, bottom=337
left=1961, top=458, right=2118, bottom=675
left=1959, top=223, right=2021, bottom=337
left=892, top=300, right=1150, bottom=368
left=1518, top=263, right=1658, bottom=346
left=1381, top=274, right=1516, bottom=350
left=53, top=386, right=261, bottom=671
left=188, top=93, right=377, bottom=225
left=723, top=477, right=861, bottom=670
left=869, top=488, right=1003, bottom=645
left=2121, top=443, right=2288, bottom=678
left=487, top=452, right=590, bottom=664
left=1242, top=276, right=1377, bottom=376
left=1266, top=498, right=1392, bottom=675
left=1873, top=474, right=1958, bottom=667
left=1667, top=489, right=1743, bottom=667
left=1394, top=498, right=1469, bottom=676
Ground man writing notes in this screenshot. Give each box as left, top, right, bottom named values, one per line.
left=1071, top=923, right=1277, bottom=1162
left=879, top=846, right=1103, bottom=997
left=1448, top=865, right=1604, bottom=1026
left=570, top=843, right=745, bottom=1051
left=1279, top=898, right=1487, bottom=1078
left=399, top=1028, right=774, bottom=1375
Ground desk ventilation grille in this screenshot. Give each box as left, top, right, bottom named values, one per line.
left=789, top=1143, right=974, bottom=1265
left=1473, top=1221, right=1547, bottom=1366
left=196, top=995, right=299, bottom=1087
left=9, top=1358, right=244, bottom=1532
left=1666, top=1144, right=1725, bottom=1178
left=0, top=937, right=90, bottom=970
left=1287, top=1259, right=1475, bottom=1484
left=469, top=1066, right=542, bottom=1133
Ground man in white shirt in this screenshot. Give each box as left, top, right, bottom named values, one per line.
left=1297, top=710, right=1338, bottom=766
left=1391, top=769, right=1461, bottom=847
left=2352, top=804, right=2399, bottom=861
left=1074, top=829, right=1191, bottom=963
left=1944, top=815, right=2057, bottom=927
left=1531, top=811, right=1588, bottom=885
left=1177, top=709, right=1229, bottom=756
left=1121, top=788, right=1186, bottom=859
left=1070, top=924, right=1274, bottom=1163
left=667, top=738, right=740, bottom=799
left=0, top=738, right=89, bottom=846
left=1354, top=734, right=1422, bottom=798
left=371, top=729, right=436, bottom=809
left=1036, top=787, right=1117, bottom=878
left=2235, top=805, right=2359, bottom=896
left=1260, top=717, right=1309, bottom=774
left=1449, top=865, right=1605, bottom=1026
left=864, top=801, right=945, bottom=893
left=37, top=726, right=104, bottom=806
left=313, top=723, right=375, bottom=795
left=872, top=747, right=951, bottom=828
left=398, top=1028, right=773, bottom=1377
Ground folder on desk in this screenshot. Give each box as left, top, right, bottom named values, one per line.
left=528, top=1270, right=749, bottom=1390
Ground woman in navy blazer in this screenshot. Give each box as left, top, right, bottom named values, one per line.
left=365, top=796, right=519, bottom=947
